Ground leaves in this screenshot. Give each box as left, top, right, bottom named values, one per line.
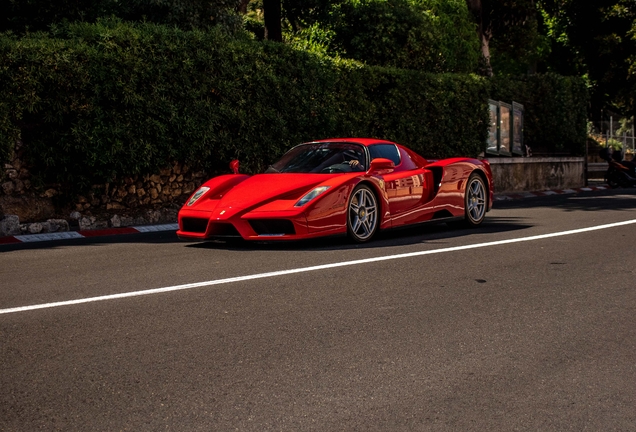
left=282, top=0, right=480, bottom=73
left=0, top=20, right=587, bottom=193
left=538, top=0, right=636, bottom=117
left=0, top=0, right=244, bottom=34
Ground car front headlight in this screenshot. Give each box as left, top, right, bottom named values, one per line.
left=295, top=186, right=330, bottom=207
left=187, top=186, right=210, bottom=206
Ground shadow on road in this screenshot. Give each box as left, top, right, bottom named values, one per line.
left=184, top=216, right=531, bottom=252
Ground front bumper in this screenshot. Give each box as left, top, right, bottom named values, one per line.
left=177, top=208, right=344, bottom=241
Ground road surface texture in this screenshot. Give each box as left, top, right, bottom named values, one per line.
left=1, top=189, right=635, bottom=431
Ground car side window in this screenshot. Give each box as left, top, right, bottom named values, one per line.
left=369, top=144, right=401, bottom=166
left=397, top=147, right=419, bottom=170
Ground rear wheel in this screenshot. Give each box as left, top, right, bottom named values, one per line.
left=347, top=184, right=379, bottom=243
left=448, top=173, right=487, bottom=228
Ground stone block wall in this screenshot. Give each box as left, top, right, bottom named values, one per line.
left=70, top=161, right=205, bottom=215
left=0, top=146, right=209, bottom=236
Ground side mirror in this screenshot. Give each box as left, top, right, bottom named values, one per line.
left=368, top=157, right=395, bottom=173
left=230, top=159, right=240, bottom=174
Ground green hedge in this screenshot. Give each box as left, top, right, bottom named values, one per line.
left=0, top=0, right=243, bottom=34
left=0, top=20, right=587, bottom=193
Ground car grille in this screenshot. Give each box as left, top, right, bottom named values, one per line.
left=208, top=223, right=241, bottom=237
left=181, top=217, right=209, bottom=233
left=248, top=219, right=295, bottom=236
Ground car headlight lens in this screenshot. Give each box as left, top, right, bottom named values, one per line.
left=295, top=186, right=330, bottom=207
left=187, top=187, right=210, bottom=206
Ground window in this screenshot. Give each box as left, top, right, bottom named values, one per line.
left=267, top=142, right=367, bottom=173
left=397, top=147, right=418, bottom=170
left=369, top=144, right=400, bottom=166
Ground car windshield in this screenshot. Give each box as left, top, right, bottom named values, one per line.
left=265, top=142, right=368, bottom=173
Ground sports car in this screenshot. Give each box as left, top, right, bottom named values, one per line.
left=177, top=138, right=494, bottom=243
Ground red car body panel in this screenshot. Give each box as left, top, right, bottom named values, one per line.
left=177, top=139, right=494, bottom=241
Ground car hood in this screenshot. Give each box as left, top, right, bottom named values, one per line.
left=195, top=173, right=340, bottom=214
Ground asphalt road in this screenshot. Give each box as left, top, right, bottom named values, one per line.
left=1, top=189, right=636, bottom=431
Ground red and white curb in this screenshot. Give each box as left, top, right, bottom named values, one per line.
left=0, top=223, right=179, bottom=245
left=494, top=185, right=608, bottom=201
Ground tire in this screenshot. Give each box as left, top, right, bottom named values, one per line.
left=448, top=173, right=487, bottom=228
left=347, top=184, right=379, bottom=243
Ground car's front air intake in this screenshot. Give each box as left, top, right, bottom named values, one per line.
left=181, top=217, right=209, bottom=233
left=248, top=219, right=295, bottom=236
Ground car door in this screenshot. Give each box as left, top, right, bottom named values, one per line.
left=369, top=144, right=428, bottom=217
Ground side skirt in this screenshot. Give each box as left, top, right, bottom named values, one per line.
left=380, top=215, right=464, bottom=234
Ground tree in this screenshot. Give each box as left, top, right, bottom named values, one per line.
left=538, top=0, right=636, bottom=117
left=466, top=0, right=494, bottom=76
left=465, top=0, right=540, bottom=76
left=237, top=0, right=250, bottom=13
left=281, top=0, right=479, bottom=73
left=263, top=0, right=282, bottom=41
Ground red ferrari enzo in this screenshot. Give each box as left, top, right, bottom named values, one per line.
left=177, top=138, right=493, bottom=243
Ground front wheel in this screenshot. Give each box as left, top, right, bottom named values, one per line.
left=448, top=173, right=487, bottom=228
left=347, top=184, right=379, bottom=243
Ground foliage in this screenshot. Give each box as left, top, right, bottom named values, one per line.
left=606, top=138, right=623, bottom=151
left=615, top=116, right=634, bottom=136
left=283, top=0, right=481, bottom=73
left=537, top=0, right=636, bottom=117
left=487, top=0, right=544, bottom=75
left=0, top=20, right=488, bottom=191
left=281, top=0, right=344, bottom=31
left=0, top=20, right=588, bottom=193
left=0, top=0, right=244, bottom=34
left=463, top=0, right=542, bottom=76
left=286, top=23, right=337, bottom=55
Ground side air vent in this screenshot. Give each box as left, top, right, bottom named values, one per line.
left=248, top=219, right=295, bottom=236
left=432, top=210, right=454, bottom=220
left=428, top=166, right=443, bottom=195
left=182, top=217, right=209, bottom=233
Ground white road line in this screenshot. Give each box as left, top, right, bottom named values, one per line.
left=2, top=218, right=636, bottom=315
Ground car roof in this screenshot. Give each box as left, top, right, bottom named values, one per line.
left=310, top=138, right=398, bottom=147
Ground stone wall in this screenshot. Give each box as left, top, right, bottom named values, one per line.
left=0, top=144, right=208, bottom=236
left=86, top=163, right=205, bottom=213
left=487, top=157, right=585, bottom=194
